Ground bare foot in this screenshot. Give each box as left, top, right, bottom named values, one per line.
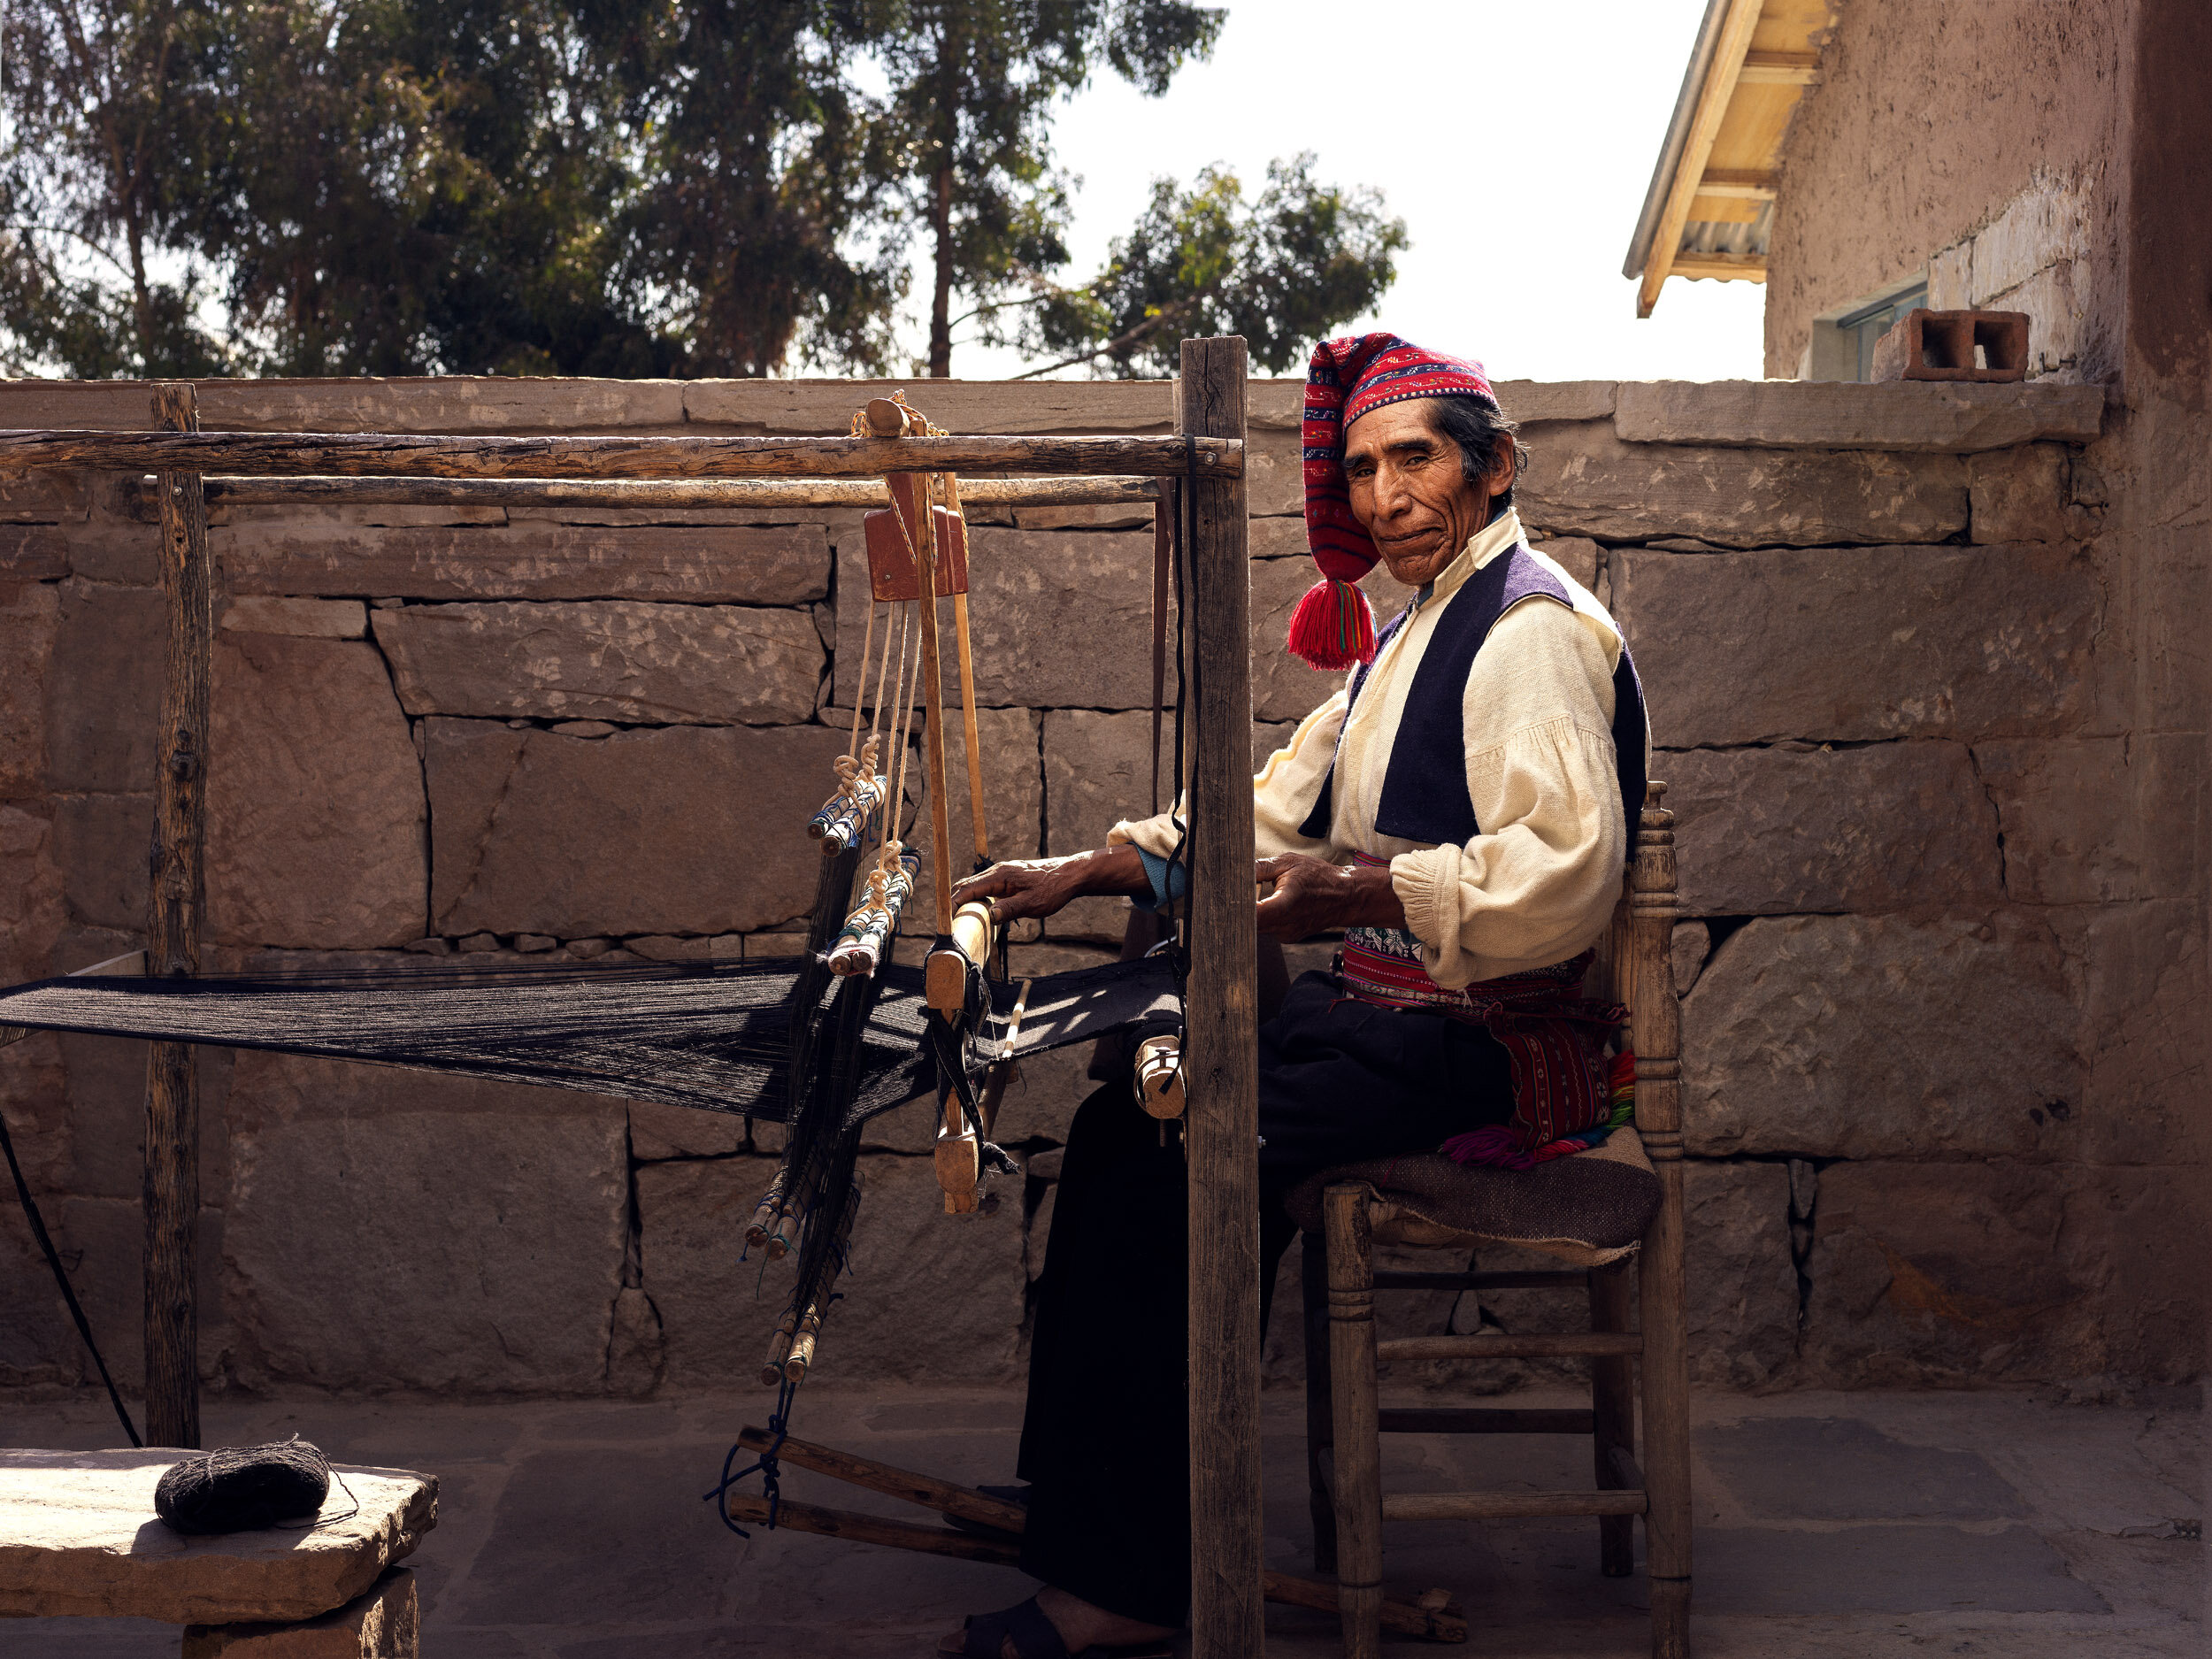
left=938, top=1586, right=1179, bottom=1658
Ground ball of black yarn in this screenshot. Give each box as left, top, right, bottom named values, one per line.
left=155, top=1440, right=331, bottom=1535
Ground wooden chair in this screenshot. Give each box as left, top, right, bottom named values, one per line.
left=1295, top=782, right=1689, bottom=1659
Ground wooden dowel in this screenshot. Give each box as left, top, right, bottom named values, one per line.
left=1377, top=1333, right=1643, bottom=1363
left=1379, top=1489, right=1648, bottom=1523
left=1374, top=1408, right=1596, bottom=1436
left=726, top=1494, right=1021, bottom=1565
left=1181, top=335, right=1261, bottom=1659
left=733, top=1425, right=1030, bottom=1533
left=761, top=1314, right=797, bottom=1386
left=1371, top=1269, right=1588, bottom=1293
left=150, top=473, right=1162, bottom=511
left=1260, top=1572, right=1468, bottom=1645
left=0, top=429, right=1241, bottom=480
left=143, top=384, right=210, bottom=1453
left=938, top=471, right=990, bottom=865
left=912, top=482, right=954, bottom=935
left=973, top=979, right=1032, bottom=1146
left=726, top=1492, right=1465, bottom=1642
left=783, top=1302, right=825, bottom=1382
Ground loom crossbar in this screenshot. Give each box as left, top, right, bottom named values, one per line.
left=0, top=429, right=1240, bottom=480
left=135, top=472, right=1164, bottom=511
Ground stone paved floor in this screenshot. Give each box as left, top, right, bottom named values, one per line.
left=2, top=1385, right=2201, bottom=1657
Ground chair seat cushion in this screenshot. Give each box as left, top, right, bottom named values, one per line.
left=1285, top=1126, right=1662, bottom=1268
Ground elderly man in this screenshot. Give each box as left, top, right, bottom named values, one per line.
left=942, top=335, right=1647, bottom=1659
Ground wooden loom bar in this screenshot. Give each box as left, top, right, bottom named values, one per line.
left=144, top=385, right=211, bottom=1451
left=165, top=473, right=1163, bottom=511
left=723, top=1493, right=1469, bottom=1642
left=0, top=429, right=1240, bottom=480
left=1180, top=337, right=1261, bottom=1659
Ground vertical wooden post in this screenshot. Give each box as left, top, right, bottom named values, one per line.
left=913, top=478, right=955, bottom=933
left=1323, top=1186, right=1381, bottom=1659
left=145, top=383, right=211, bottom=1450
left=1629, top=781, right=1690, bottom=1656
left=1179, top=337, right=1260, bottom=1659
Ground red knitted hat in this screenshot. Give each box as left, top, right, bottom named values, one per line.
left=1290, top=333, right=1500, bottom=670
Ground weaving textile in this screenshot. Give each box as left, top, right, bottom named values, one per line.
left=0, top=952, right=1175, bottom=1130
left=1294, top=331, right=1499, bottom=669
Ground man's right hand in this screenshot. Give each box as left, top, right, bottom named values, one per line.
left=950, top=845, right=1153, bottom=923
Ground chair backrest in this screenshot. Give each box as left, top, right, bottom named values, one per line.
left=1590, top=780, right=1681, bottom=1142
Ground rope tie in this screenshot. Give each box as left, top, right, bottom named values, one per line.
left=710, top=1375, right=802, bottom=1537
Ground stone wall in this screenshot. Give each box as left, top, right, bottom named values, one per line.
left=2, top=369, right=2194, bottom=1409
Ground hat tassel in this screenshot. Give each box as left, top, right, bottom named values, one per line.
left=1286, top=577, right=1378, bottom=671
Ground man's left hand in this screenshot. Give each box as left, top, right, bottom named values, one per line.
left=1254, top=853, right=1407, bottom=938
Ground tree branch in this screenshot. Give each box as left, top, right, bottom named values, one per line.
left=1010, top=296, right=1199, bottom=380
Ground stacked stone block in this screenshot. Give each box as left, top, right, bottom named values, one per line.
left=1, top=371, right=2189, bottom=1407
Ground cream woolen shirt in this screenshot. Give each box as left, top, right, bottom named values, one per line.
left=1109, top=508, right=1636, bottom=988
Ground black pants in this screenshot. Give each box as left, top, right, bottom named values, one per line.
left=1014, top=972, right=1516, bottom=1627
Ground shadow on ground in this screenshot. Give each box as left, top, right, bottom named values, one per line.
left=3, top=1385, right=2200, bottom=1657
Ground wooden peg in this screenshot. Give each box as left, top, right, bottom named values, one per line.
left=935, top=1087, right=979, bottom=1215
left=1134, top=1033, right=1186, bottom=1120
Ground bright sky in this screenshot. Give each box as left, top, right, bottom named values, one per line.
left=939, top=0, right=1768, bottom=384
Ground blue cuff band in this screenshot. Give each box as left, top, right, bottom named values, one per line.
left=1133, top=847, right=1187, bottom=912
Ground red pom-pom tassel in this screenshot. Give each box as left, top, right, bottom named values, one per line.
left=1286, top=577, right=1377, bottom=670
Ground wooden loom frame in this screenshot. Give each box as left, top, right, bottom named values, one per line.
left=0, top=338, right=1267, bottom=1657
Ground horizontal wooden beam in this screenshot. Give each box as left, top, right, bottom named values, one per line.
left=0, top=429, right=1240, bottom=481
left=733, top=1425, right=1026, bottom=1534
left=1371, top=1269, right=1587, bottom=1293
left=1375, top=1408, right=1595, bottom=1436
left=142, top=472, right=1160, bottom=512
left=1670, top=253, right=1769, bottom=283
left=1377, top=1332, right=1643, bottom=1362
left=1695, top=168, right=1778, bottom=200
left=1738, top=50, right=1819, bottom=84
left=1380, top=1488, right=1647, bottom=1523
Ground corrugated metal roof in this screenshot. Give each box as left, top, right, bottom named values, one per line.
left=1624, top=0, right=1835, bottom=315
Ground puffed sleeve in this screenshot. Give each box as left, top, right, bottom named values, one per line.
left=1107, top=687, right=1348, bottom=860
left=1386, top=602, right=1628, bottom=987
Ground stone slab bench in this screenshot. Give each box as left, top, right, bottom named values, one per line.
left=0, top=1448, right=434, bottom=1654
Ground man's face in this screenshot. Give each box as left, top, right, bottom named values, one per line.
left=1342, top=398, right=1506, bottom=588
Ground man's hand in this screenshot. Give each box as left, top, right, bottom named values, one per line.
left=951, top=845, right=1153, bottom=924
left=1255, top=853, right=1407, bottom=938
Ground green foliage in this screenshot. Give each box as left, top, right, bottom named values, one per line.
left=0, top=0, right=1397, bottom=381
left=1023, top=154, right=1409, bottom=377
left=0, top=0, right=906, bottom=376
left=867, top=0, right=1223, bottom=373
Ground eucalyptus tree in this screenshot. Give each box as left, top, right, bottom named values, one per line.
left=1023, top=154, right=1410, bottom=379
left=867, top=0, right=1222, bottom=376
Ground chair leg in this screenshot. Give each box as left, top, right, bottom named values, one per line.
left=1302, top=1229, right=1339, bottom=1575
left=1324, top=1185, right=1383, bottom=1659
left=1588, top=1260, right=1636, bottom=1578
left=1640, top=1161, right=1693, bottom=1659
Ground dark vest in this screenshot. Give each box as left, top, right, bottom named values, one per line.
left=1295, top=544, right=1648, bottom=854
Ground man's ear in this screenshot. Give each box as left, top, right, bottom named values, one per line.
left=1485, top=443, right=1517, bottom=500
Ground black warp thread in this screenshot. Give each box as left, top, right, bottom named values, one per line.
left=156, top=1439, right=356, bottom=1534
